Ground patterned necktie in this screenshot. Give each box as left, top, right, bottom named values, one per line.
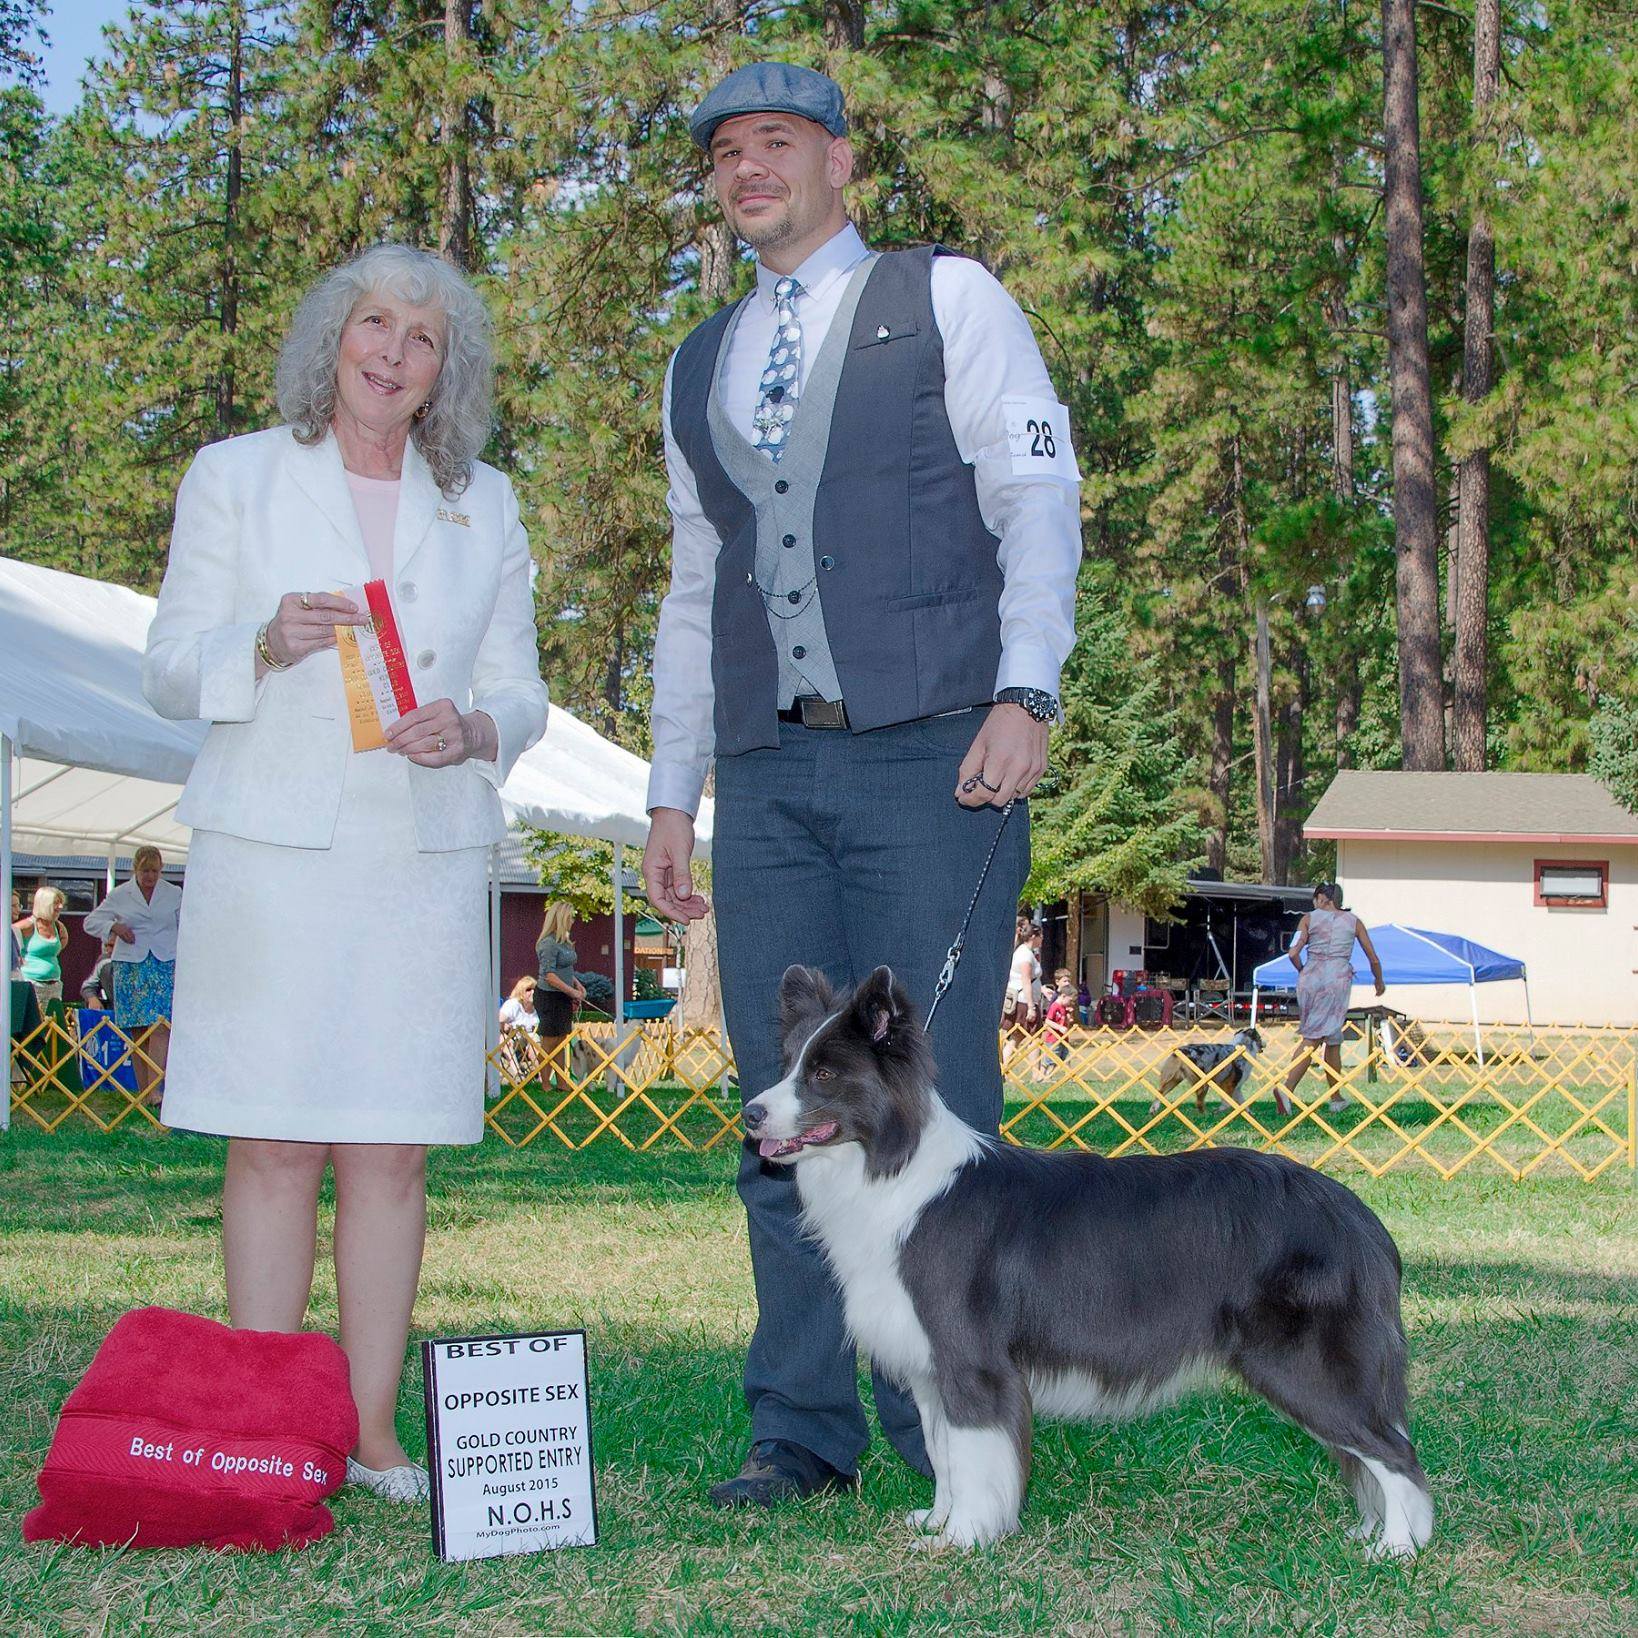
left=752, top=275, right=803, bottom=461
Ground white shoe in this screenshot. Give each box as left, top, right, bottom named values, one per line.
left=346, top=1456, right=431, bottom=1502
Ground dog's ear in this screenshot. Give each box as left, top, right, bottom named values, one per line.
left=778, top=965, right=834, bottom=1055
left=851, top=964, right=911, bottom=1048
left=780, top=964, right=833, bottom=1017
left=864, top=1098, right=920, bottom=1181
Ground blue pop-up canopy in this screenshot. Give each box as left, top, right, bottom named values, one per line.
left=1252, top=924, right=1530, bottom=1060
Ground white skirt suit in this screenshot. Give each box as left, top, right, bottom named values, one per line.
left=143, top=427, right=549, bottom=1144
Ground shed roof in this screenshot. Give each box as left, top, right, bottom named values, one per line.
left=1305, top=770, right=1638, bottom=844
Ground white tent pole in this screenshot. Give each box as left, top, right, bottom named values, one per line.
left=1523, top=974, right=1534, bottom=1033
left=15, top=763, right=73, bottom=801
left=111, top=799, right=182, bottom=844
left=2, top=733, right=13, bottom=1130
left=1471, top=985, right=1484, bottom=1067
left=106, top=846, right=117, bottom=896
left=612, top=844, right=625, bottom=1032
left=486, top=846, right=500, bottom=1102
left=1251, top=987, right=1260, bottom=1025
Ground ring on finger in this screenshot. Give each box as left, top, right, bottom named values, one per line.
left=299, top=592, right=313, bottom=611
left=436, top=734, right=446, bottom=753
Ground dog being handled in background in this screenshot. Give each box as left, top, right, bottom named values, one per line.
left=742, top=967, right=1434, bottom=1556
left=1148, top=1027, right=1265, bottom=1116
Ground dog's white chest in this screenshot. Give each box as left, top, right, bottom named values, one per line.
left=796, top=1112, right=981, bottom=1384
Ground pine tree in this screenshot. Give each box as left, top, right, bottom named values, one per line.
left=1028, top=588, right=1207, bottom=917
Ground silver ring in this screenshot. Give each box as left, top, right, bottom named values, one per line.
left=299, top=592, right=313, bottom=611
left=436, top=734, right=446, bottom=753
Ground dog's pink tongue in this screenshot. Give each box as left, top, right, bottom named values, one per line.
left=757, top=1137, right=792, bottom=1159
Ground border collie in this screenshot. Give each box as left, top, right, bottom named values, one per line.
left=1148, top=1027, right=1265, bottom=1115
left=742, top=965, right=1434, bottom=1556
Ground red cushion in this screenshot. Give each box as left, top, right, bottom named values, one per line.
left=24, top=1307, right=358, bottom=1551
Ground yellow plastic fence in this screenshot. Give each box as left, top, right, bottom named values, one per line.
left=11, top=1013, right=1636, bottom=1181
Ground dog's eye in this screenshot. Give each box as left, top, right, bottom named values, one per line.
left=813, top=1067, right=834, bottom=1081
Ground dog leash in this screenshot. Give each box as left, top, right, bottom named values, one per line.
left=924, top=798, right=1017, bottom=1032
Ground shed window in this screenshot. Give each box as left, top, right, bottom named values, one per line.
left=1534, top=860, right=1608, bottom=909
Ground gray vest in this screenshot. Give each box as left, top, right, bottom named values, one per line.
left=668, top=245, right=1004, bottom=757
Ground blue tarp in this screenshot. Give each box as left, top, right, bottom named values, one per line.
left=1252, top=924, right=1527, bottom=990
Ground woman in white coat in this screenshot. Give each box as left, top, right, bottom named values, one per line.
left=144, top=244, right=548, bottom=1501
left=82, top=844, right=182, bottom=1102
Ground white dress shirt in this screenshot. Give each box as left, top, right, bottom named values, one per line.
left=83, top=877, right=184, bottom=964
left=649, top=222, right=1082, bottom=817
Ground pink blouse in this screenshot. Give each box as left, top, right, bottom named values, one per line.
left=345, top=471, right=400, bottom=585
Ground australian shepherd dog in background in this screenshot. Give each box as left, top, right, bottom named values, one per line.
left=742, top=965, right=1435, bottom=1556
left=1148, top=1027, right=1265, bottom=1115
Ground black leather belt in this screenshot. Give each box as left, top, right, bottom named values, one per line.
left=777, top=697, right=850, bottom=730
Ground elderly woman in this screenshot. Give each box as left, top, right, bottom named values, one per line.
left=144, top=245, right=548, bottom=1502
left=82, top=845, right=182, bottom=1102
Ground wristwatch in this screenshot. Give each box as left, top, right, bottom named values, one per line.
left=995, top=687, right=1060, bottom=724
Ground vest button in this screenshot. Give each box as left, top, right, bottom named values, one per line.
left=793, top=645, right=806, bottom=660
left=416, top=649, right=436, bottom=669
left=782, top=533, right=796, bottom=548
left=787, top=591, right=802, bottom=605
left=819, top=555, right=835, bottom=570
left=774, top=479, right=789, bottom=493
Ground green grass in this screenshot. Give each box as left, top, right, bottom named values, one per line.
left=2, top=1128, right=1635, bottom=1636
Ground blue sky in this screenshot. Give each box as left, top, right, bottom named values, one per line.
left=37, top=0, right=132, bottom=118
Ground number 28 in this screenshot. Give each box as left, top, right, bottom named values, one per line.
left=1026, top=419, right=1057, bottom=459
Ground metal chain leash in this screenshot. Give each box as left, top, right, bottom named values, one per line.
left=924, top=797, right=1018, bottom=1032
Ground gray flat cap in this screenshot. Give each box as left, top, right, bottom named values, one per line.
left=690, top=62, right=848, bottom=150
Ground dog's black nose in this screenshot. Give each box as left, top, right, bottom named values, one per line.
left=742, top=1100, right=766, bottom=1133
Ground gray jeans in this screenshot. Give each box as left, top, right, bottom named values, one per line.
left=713, top=710, right=1029, bottom=1475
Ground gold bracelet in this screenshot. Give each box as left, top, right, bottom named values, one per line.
left=256, top=621, right=294, bottom=671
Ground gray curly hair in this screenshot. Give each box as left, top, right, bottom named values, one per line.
left=275, top=244, right=494, bottom=497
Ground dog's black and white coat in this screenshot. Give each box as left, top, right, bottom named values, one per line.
left=743, top=965, right=1434, bottom=1555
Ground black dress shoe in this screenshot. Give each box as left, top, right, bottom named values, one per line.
left=707, top=1440, right=856, bottom=1509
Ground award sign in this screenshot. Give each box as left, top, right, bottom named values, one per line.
left=335, top=579, right=418, bottom=752
left=422, top=1331, right=597, bottom=1562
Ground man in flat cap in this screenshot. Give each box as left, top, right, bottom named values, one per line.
left=643, top=61, right=1082, bottom=1507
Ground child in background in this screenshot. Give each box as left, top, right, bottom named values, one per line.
left=1034, top=968, right=1075, bottom=1078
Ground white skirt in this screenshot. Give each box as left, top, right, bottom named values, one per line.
left=161, top=749, right=489, bottom=1145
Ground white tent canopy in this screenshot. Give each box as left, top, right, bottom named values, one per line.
left=2, top=555, right=711, bottom=1124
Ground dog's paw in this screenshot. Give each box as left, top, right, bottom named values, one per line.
left=916, top=1514, right=1019, bottom=1551
left=1345, top=1517, right=1382, bottom=1543
left=1362, top=1534, right=1422, bottom=1561
left=905, top=1509, right=934, bottom=1532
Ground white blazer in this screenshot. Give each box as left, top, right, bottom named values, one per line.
left=83, top=878, right=184, bottom=963
left=143, top=426, right=549, bottom=852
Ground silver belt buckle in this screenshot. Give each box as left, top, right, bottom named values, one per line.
left=799, top=697, right=849, bottom=730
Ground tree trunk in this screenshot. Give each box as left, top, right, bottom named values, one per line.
left=1237, top=436, right=1276, bottom=881
left=1253, top=595, right=1276, bottom=881
left=1329, top=174, right=1360, bottom=775
left=1207, top=654, right=1234, bottom=873
left=696, top=1, right=750, bottom=306
left=440, top=0, right=473, bottom=270
left=680, top=768, right=723, bottom=1043
left=1275, top=655, right=1308, bottom=884
left=1380, top=0, right=1445, bottom=769
left=1065, top=889, right=1083, bottom=987
left=1335, top=651, right=1360, bottom=770
left=1453, top=0, right=1499, bottom=771
left=216, top=4, right=243, bottom=441
left=823, top=0, right=865, bottom=52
